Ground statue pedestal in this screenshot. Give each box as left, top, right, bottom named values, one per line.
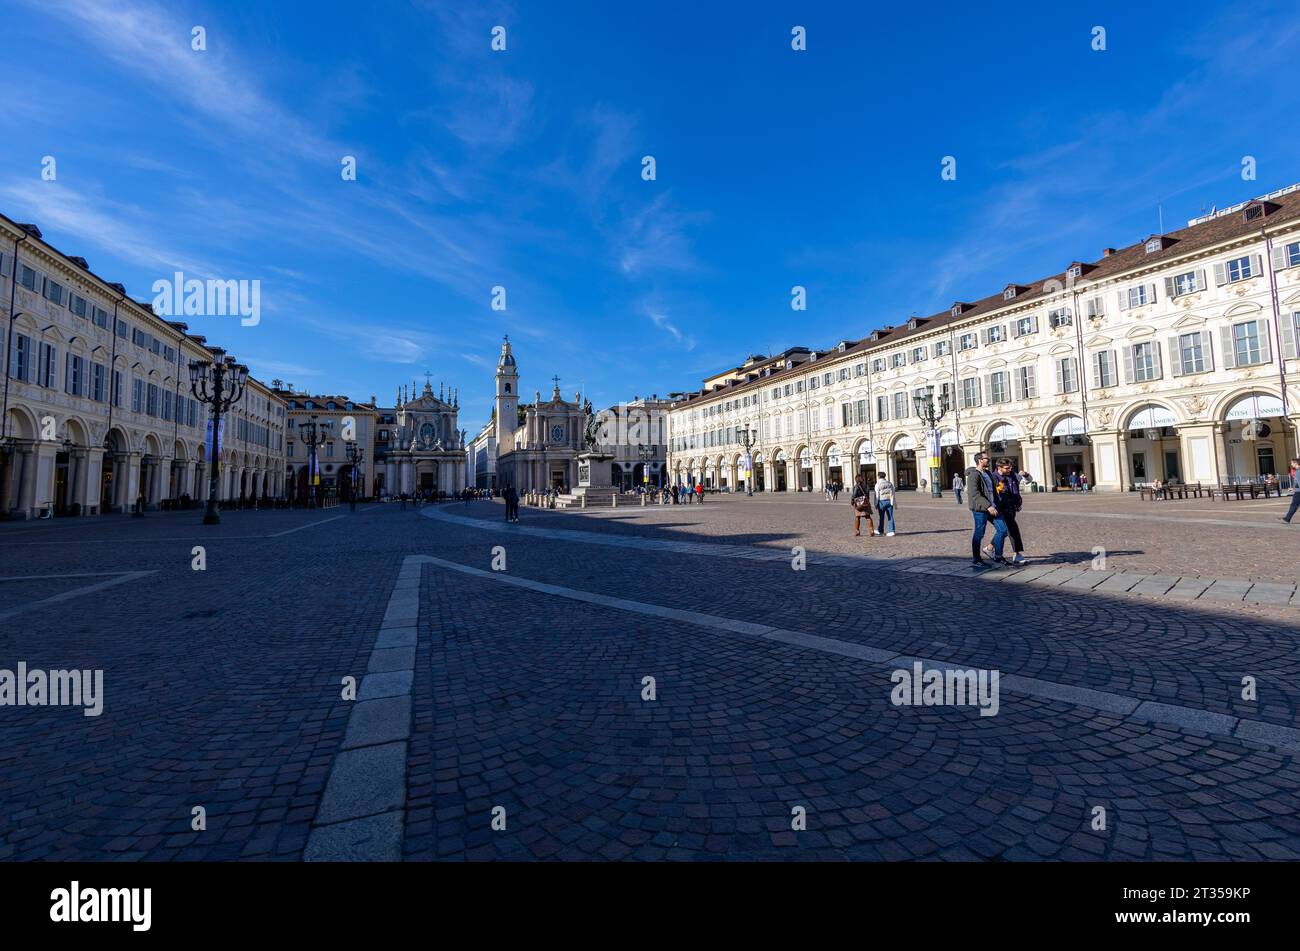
left=571, top=452, right=618, bottom=506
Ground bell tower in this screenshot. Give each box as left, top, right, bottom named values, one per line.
left=495, top=335, right=518, bottom=442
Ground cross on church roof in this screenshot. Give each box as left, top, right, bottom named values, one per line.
left=551, top=374, right=561, bottom=389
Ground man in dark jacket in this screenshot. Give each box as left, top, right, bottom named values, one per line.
left=965, top=451, right=1003, bottom=569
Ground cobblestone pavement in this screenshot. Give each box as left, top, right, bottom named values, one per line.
left=537, top=489, right=1300, bottom=585
left=1, top=501, right=1298, bottom=861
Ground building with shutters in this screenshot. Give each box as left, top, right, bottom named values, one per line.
left=666, top=184, right=1300, bottom=492
left=1, top=213, right=288, bottom=519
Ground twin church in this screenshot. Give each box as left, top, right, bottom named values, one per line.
left=467, top=336, right=590, bottom=492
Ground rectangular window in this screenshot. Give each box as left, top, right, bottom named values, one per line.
left=890, top=352, right=906, bottom=368
left=871, top=357, right=886, bottom=373
left=1283, top=242, right=1300, bottom=269
left=960, top=377, right=980, bottom=409
left=116, top=319, right=130, bottom=339
left=147, top=382, right=160, bottom=416
left=958, top=333, right=977, bottom=352
left=988, top=371, right=1009, bottom=403
left=163, top=389, right=174, bottom=421
left=1177, top=332, right=1205, bottom=374
left=1085, top=296, right=1105, bottom=320
left=981, top=325, right=1006, bottom=345
left=1014, top=366, right=1037, bottom=400
left=1056, top=357, right=1078, bottom=393
left=1048, top=308, right=1072, bottom=329
left=854, top=399, right=867, bottom=425
left=1224, top=255, right=1254, bottom=283
left=132, top=378, right=143, bottom=413
left=112, top=370, right=123, bottom=407
left=1132, top=342, right=1159, bottom=382
left=854, top=363, right=865, bottom=377
left=1014, top=315, right=1037, bottom=337
left=837, top=367, right=849, bottom=381
left=9, top=334, right=32, bottom=380
left=1093, top=351, right=1116, bottom=388
left=93, top=306, right=110, bottom=329
left=822, top=372, right=832, bottom=386
left=69, top=294, right=88, bottom=318
left=823, top=405, right=833, bottom=430
left=38, top=342, right=56, bottom=387
left=1232, top=321, right=1263, bottom=365
left=1167, top=270, right=1203, bottom=297
left=18, top=264, right=38, bottom=291
left=1127, top=285, right=1149, bottom=308
left=892, top=392, right=908, bottom=419
left=911, top=346, right=927, bottom=363
left=65, top=354, right=84, bottom=396
left=43, top=278, right=66, bottom=307
left=92, top=362, right=106, bottom=401
left=934, top=339, right=951, bottom=357
left=876, top=395, right=889, bottom=422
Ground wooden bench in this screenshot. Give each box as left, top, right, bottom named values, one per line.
left=1139, top=482, right=1207, bottom=501
left=1217, top=482, right=1278, bottom=500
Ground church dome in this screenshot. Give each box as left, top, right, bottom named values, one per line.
left=498, top=335, right=516, bottom=368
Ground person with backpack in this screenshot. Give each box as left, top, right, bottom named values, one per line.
left=850, top=474, right=874, bottom=537
left=873, top=473, right=897, bottom=536
left=985, top=458, right=1026, bottom=565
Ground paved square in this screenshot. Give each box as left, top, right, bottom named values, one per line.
left=1, top=494, right=1298, bottom=861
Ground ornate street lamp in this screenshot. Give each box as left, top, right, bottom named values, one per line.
left=736, top=425, right=757, bottom=496
left=298, top=414, right=332, bottom=509
left=912, top=385, right=951, bottom=499
left=637, top=442, right=654, bottom=490
left=189, top=349, right=248, bottom=525
left=345, top=440, right=365, bottom=512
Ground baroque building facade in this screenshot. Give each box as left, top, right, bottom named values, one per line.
left=1, top=213, right=287, bottom=519
left=276, top=388, right=379, bottom=502
left=667, top=185, right=1300, bottom=493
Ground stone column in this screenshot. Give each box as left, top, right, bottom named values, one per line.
left=1021, top=436, right=1051, bottom=491
left=15, top=444, right=40, bottom=518
left=1174, top=421, right=1220, bottom=486
left=1088, top=430, right=1123, bottom=491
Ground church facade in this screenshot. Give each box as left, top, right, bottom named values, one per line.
left=483, top=337, right=589, bottom=492
left=382, top=379, right=468, bottom=495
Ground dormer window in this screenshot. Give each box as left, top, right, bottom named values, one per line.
left=837, top=340, right=848, bottom=352
left=1144, top=235, right=1173, bottom=254
left=907, top=317, right=918, bottom=329
left=1003, top=288, right=1015, bottom=300
left=950, top=303, right=969, bottom=318
left=1067, top=264, right=1082, bottom=279
left=1145, top=238, right=1161, bottom=253
left=1244, top=201, right=1279, bottom=222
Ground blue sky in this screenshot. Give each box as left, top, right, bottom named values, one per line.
left=3, top=0, right=1300, bottom=429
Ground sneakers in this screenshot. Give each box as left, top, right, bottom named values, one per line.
left=1012, top=554, right=1028, bottom=565
left=886, top=531, right=896, bottom=537
left=874, top=531, right=883, bottom=536
left=983, top=543, right=995, bottom=556
left=971, top=560, right=991, bottom=570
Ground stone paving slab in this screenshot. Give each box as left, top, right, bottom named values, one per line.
left=1058, top=570, right=1113, bottom=590
left=359, top=670, right=414, bottom=701
left=314, top=741, right=408, bottom=824
left=342, top=695, right=413, bottom=750
left=1093, top=573, right=1143, bottom=594
left=303, top=812, right=404, bottom=862
left=1164, top=578, right=1212, bottom=601
left=1243, top=583, right=1296, bottom=605
left=1198, top=580, right=1253, bottom=603
left=1128, top=575, right=1179, bottom=596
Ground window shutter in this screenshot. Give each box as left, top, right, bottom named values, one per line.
left=1122, top=346, right=1134, bottom=384
left=1200, top=330, right=1214, bottom=371
left=1150, top=341, right=1162, bottom=378
left=1117, top=289, right=1130, bottom=311
left=1256, top=318, right=1272, bottom=362
left=1282, top=313, right=1299, bottom=359
left=1013, top=370, right=1024, bottom=401
left=1272, top=246, right=1287, bottom=270
left=1026, top=367, right=1036, bottom=398
left=1164, top=276, right=1176, bottom=298
left=1252, top=254, right=1263, bottom=278
left=1219, top=326, right=1236, bottom=369
left=1167, top=337, right=1182, bottom=377
left=1029, top=315, right=1038, bottom=334
left=1148, top=283, right=1158, bottom=304
left=1091, top=352, right=1101, bottom=388
left=1213, top=262, right=1227, bottom=286
left=1053, top=360, right=1064, bottom=394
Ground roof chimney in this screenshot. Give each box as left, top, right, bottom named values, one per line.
left=1102, top=247, right=1116, bottom=257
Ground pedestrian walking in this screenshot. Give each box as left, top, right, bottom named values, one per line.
left=873, top=474, right=896, bottom=536
left=1079, top=473, right=1089, bottom=493
left=966, top=451, right=1003, bottom=569
left=850, top=474, right=875, bottom=537
left=1282, top=457, right=1300, bottom=524
left=503, top=484, right=519, bottom=522
left=952, top=473, right=964, bottom=505
left=695, top=482, right=704, bottom=504
left=985, top=458, right=1026, bottom=565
